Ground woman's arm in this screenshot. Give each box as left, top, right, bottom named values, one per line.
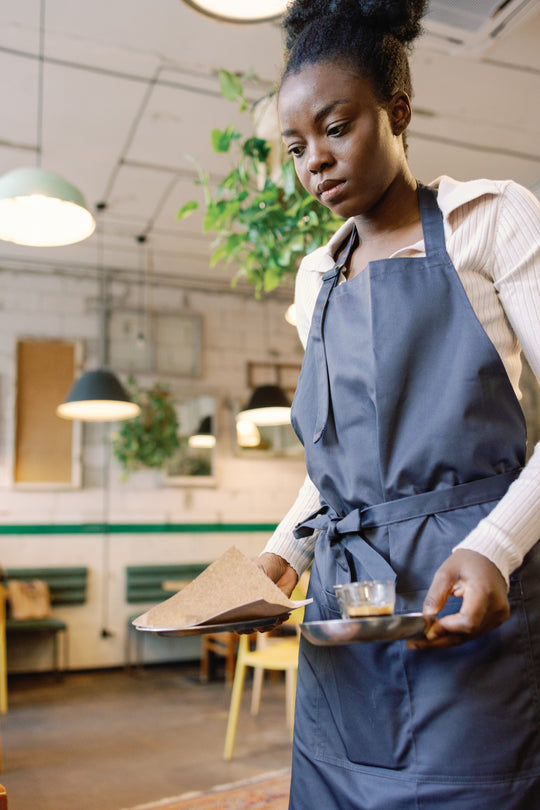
left=453, top=181, right=540, bottom=583
left=414, top=182, right=540, bottom=648
left=261, top=473, right=321, bottom=578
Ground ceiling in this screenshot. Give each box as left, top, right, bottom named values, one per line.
left=1, top=0, right=539, bottom=297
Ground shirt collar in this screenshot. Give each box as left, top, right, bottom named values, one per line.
left=303, top=176, right=501, bottom=273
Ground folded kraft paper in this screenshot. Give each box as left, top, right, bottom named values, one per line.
left=133, top=546, right=311, bottom=632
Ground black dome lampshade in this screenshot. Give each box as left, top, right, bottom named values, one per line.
left=237, top=384, right=291, bottom=426
left=188, top=415, right=216, bottom=448
left=56, top=369, right=140, bottom=422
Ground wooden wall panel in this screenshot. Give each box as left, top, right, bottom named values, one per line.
left=15, top=340, right=75, bottom=484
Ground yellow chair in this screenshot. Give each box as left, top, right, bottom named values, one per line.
left=223, top=632, right=300, bottom=760
left=0, top=585, right=7, bottom=714
left=223, top=573, right=309, bottom=760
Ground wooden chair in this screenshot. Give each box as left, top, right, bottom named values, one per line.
left=200, top=631, right=238, bottom=685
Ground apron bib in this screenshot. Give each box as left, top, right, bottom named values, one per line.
left=289, top=186, right=540, bottom=809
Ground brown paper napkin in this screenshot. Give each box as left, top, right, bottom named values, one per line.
left=133, top=545, right=311, bottom=631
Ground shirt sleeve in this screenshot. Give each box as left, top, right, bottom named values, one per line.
left=262, top=473, right=321, bottom=576
left=454, top=182, right=540, bottom=584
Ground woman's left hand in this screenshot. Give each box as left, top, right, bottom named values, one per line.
left=407, top=549, right=511, bottom=649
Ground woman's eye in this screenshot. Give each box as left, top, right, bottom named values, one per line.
left=327, top=123, right=346, bottom=137
left=287, top=145, right=305, bottom=158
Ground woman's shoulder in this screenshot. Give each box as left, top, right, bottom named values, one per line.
left=432, top=175, right=537, bottom=218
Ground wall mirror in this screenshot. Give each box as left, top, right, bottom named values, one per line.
left=235, top=362, right=303, bottom=458
left=164, top=394, right=216, bottom=485
left=236, top=420, right=303, bottom=458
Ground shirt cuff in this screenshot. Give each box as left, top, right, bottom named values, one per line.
left=453, top=522, right=523, bottom=586
left=263, top=530, right=318, bottom=578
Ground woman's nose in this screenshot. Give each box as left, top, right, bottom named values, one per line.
left=307, top=144, right=334, bottom=174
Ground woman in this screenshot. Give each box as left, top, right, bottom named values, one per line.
left=256, top=1, right=540, bottom=807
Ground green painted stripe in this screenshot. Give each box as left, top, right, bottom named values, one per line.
left=0, top=523, right=278, bottom=535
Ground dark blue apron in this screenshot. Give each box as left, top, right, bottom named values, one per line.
left=289, top=186, right=540, bottom=809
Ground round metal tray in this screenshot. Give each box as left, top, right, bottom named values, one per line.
left=136, top=613, right=290, bottom=637
left=300, top=613, right=429, bottom=645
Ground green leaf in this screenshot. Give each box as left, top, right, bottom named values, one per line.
left=242, top=137, right=271, bottom=163
left=263, top=267, right=283, bottom=292
left=211, top=125, right=240, bottom=153
left=176, top=200, right=198, bottom=221
left=219, top=69, right=244, bottom=102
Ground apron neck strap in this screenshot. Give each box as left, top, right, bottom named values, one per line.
left=417, top=183, right=447, bottom=257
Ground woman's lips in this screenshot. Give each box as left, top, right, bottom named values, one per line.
left=317, top=179, right=345, bottom=203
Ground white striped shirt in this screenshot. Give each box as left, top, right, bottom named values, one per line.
left=263, top=176, right=540, bottom=585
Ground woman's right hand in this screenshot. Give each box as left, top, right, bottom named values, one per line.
left=256, top=552, right=298, bottom=598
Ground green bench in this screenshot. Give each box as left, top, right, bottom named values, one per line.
left=125, top=563, right=208, bottom=668
left=5, top=566, right=88, bottom=676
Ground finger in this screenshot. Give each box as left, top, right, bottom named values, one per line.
left=407, top=632, right=468, bottom=650
left=422, top=567, right=456, bottom=616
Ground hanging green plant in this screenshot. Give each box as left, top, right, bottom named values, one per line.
left=177, top=69, right=342, bottom=296
left=111, top=377, right=180, bottom=478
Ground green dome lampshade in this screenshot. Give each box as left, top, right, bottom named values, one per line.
left=188, top=415, right=216, bottom=448
left=56, top=370, right=140, bottom=422
left=0, top=168, right=96, bottom=247
left=237, top=384, right=291, bottom=426
left=181, top=0, right=287, bottom=23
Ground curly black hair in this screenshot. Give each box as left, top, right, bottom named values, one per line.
left=282, top=0, right=429, bottom=102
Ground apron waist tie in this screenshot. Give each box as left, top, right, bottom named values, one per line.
left=294, top=469, right=521, bottom=581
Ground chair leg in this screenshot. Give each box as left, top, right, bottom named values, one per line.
left=200, top=641, right=210, bottom=683
left=285, top=668, right=297, bottom=738
left=62, top=629, right=68, bottom=675
left=250, top=666, right=263, bottom=716
left=223, top=659, right=247, bottom=760
left=0, top=627, right=7, bottom=714
left=224, top=636, right=237, bottom=686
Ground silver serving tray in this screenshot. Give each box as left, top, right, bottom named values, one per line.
left=136, top=613, right=291, bottom=637
left=301, top=613, right=429, bottom=645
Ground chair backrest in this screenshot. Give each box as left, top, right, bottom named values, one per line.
left=281, top=570, right=311, bottom=629
left=125, top=564, right=208, bottom=603
left=5, top=567, right=87, bottom=606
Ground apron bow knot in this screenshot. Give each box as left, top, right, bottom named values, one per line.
left=294, top=504, right=362, bottom=546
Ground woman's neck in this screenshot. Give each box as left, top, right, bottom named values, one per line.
left=352, top=171, right=420, bottom=245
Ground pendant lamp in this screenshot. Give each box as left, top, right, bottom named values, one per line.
left=181, top=0, right=288, bottom=23
left=236, top=418, right=261, bottom=448
left=0, top=0, right=95, bottom=247
left=285, top=303, right=296, bottom=326
left=56, top=370, right=140, bottom=422
left=237, top=384, right=291, bottom=426
left=188, top=415, right=216, bottom=448
left=56, top=207, right=140, bottom=422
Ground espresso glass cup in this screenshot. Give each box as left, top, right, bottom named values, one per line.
left=339, top=580, right=395, bottom=618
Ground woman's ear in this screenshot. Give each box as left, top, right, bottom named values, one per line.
left=389, top=92, right=412, bottom=137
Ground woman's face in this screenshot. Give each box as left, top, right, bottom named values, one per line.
left=278, top=61, right=411, bottom=221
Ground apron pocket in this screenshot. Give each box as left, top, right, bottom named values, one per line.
left=403, top=586, right=540, bottom=779
left=317, top=584, right=414, bottom=769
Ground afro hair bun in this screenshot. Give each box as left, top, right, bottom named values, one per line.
left=283, top=0, right=429, bottom=50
